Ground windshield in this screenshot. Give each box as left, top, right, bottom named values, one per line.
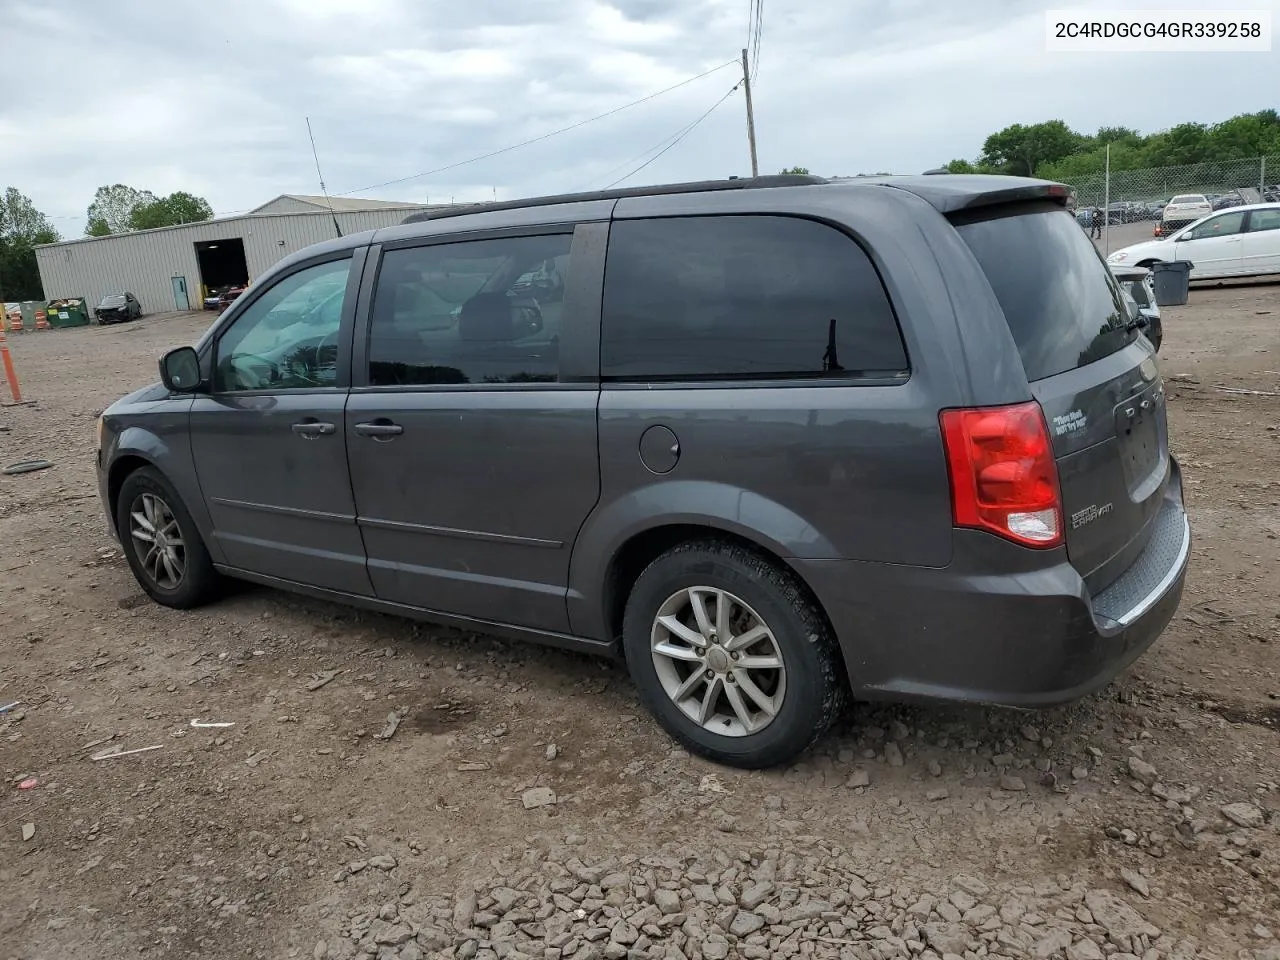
left=100, top=295, right=126, bottom=307
left=953, top=202, right=1133, bottom=382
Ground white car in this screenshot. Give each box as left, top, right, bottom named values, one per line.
left=1162, top=194, right=1212, bottom=224
left=1107, top=202, right=1280, bottom=280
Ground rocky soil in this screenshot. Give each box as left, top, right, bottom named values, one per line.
left=1, top=286, right=1278, bottom=960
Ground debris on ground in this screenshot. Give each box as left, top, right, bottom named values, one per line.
left=90, top=744, right=163, bottom=761
left=2, top=459, right=54, bottom=475
left=520, top=787, right=557, bottom=809
left=376, top=712, right=402, bottom=741
left=305, top=670, right=340, bottom=691
left=21, top=822, right=36, bottom=841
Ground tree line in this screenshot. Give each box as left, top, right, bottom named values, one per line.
left=0, top=184, right=215, bottom=301
left=943, top=110, right=1280, bottom=182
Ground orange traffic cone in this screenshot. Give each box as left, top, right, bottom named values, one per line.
left=33, top=308, right=49, bottom=331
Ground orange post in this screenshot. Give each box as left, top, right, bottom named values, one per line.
left=0, top=328, right=23, bottom=403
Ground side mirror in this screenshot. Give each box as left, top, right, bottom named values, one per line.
left=159, top=346, right=202, bottom=393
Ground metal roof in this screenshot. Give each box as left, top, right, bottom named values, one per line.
left=251, top=194, right=432, bottom=213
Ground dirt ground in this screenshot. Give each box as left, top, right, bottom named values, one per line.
left=1, top=289, right=1278, bottom=960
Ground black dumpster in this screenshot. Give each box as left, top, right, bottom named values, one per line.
left=1151, top=260, right=1193, bottom=307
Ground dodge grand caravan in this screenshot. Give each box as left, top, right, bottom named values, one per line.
left=96, top=174, right=1190, bottom=768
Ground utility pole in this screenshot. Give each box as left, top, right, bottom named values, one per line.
left=741, top=48, right=759, bottom=178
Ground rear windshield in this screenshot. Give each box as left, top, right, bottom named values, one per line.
left=953, top=203, right=1132, bottom=382
left=1171, top=195, right=1204, bottom=204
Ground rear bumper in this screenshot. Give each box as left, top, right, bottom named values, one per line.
left=794, top=459, right=1189, bottom=708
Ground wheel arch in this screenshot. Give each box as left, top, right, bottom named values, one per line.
left=107, top=454, right=155, bottom=534
left=593, top=523, right=845, bottom=681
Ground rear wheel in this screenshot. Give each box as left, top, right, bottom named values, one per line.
left=116, top=466, right=221, bottom=609
left=621, top=539, right=846, bottom=769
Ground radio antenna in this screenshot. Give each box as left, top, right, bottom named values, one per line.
left=306, top=116, right=342, bottom=237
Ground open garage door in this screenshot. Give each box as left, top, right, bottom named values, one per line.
left=195, top=238, right=249, bottom=309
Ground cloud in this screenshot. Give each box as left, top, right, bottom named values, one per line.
left=1, top=0, right=1276, bottom=236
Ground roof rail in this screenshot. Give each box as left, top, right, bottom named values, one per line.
left=399, top=174, right=828, bottom=224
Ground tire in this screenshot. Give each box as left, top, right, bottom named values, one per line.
left=621, top=539, right=846, bottom=769
left=116, top=466, right=221, bottom=609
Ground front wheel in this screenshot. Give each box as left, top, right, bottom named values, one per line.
left=116, top=466, right=221, bottom=609
left=622, top=540, right=846, bottom=769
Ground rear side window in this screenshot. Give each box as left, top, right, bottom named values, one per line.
left=953, top=204, right=1131, bottom=382
left=367, top=234, right=571, bottom=386
left=600, top=215, right=907, bottom=381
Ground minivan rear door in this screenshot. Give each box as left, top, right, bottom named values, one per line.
left=953, top=202, right=1169, bottom=591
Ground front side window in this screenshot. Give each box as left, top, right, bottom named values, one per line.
left=600, top=216, right=907, bottom=381
left=215, top=257, right=351, bottom=392
left=1184, top=211, right=1245, bottom=240
left=367, top=234, right=570, bottom=386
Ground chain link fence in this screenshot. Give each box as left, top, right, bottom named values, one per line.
left=1066, top=155, right=1280, bottom=226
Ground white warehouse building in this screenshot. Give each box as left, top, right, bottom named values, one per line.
left=34, top=195, right=441, bottom=316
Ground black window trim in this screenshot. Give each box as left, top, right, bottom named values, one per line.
left=351, top=222, right=603, bottom=393
left=597, top=212, right=912, bottom=388
left=205, top=247, right=366, bottom=397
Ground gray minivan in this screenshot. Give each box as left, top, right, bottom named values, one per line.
left=96, top=174, right=1190, bottom=768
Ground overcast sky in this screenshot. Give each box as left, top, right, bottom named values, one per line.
left=2, top=0, right=1277, bottom=236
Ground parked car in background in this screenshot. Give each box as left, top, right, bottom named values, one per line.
left=1162, top=194, right=1213, bottom=226
left=217, top=287, right=246, bottom=310
left=96, top=174, right=1189, bottom=769
left=94, top=293, right=143, bottom=324
left=1212, top=193, right=1244, bottom=211
left=204, top=285, right=234, bottom=310
left=1109, top=202, right=1280, bottom=280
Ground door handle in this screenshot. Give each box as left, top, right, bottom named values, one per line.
left=291, top=420, right=336, bottom=438
left=354, top=420, right=404, bottom=439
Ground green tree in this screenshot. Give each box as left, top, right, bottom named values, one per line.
left=1091, top=126, right=1143, bottom=148
left=85, top=184, right=157, bottom=235
left=0, top=187, right=58, bottom=300
left=1141, top=122, right=1210, bottom=167
left=779, top=166, right=811, bottom=175
left=979, top=120, right=1083, bottom=176
left=86, top=217, right=112, bottom=237
left=129, top=191, right=214, bottom=230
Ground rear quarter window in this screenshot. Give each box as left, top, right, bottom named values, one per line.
left=600, top=215, right=908, bottom=382
left=952, top=203, right=1133, bottom=382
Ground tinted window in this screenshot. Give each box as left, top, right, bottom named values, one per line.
left=215, top=258, right=350, bottom=391
left=1248, top=209, right=1280, bottom=232
left=600, top=216, right=907, bottom=381
left=954, top=204, right=1132, bottom=382
left=368, top=234, right=570, bottom=386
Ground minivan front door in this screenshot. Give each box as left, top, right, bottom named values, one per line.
left=189, top=252, right=373, bottom=595
left=345, top=227, right=603, bottom=633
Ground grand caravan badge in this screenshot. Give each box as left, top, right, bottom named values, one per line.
left=1071, top=503, right=1114, bottom=530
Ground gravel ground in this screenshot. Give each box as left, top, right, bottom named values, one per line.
left=1, top=289, right=1278, bottom=960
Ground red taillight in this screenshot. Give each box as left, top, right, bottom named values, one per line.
left=940, top=402, right=1063, bottom=549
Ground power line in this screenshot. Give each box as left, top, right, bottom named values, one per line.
left=336, top=59, right=739, bottom=197
left=603, top=82, right=742, bottom=190
left=745, top=0, right=763, bottom=80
